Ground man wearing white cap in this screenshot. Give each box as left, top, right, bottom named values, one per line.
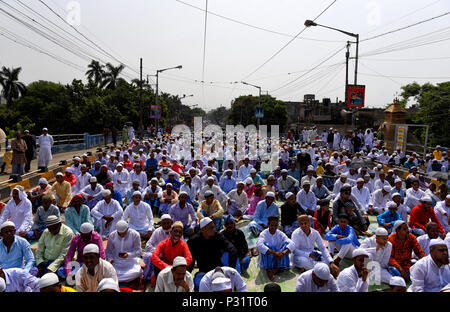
left=371, top=185, right=393, bottom=215
left=91, top=189, right=123, bottom=238
left=374, top=171, right=391, bottom=191
left=415, top=222, right=441, bottom=257
left=123, top=191, right=154, bottom=240
left=337, top=248, right=369, bottom=292
left=360, top=227, right=393, bottom=284
left=187, top=217, right=239, bottom=290
left=73, top=164, right=91, bottom=195
left=197, top=190, right=225, bottom=231
left=0, top=221, right=35, bottom=273
left=70, top=156, right=82, bottom=178
left=65, top=222, right=105, bottom=278
left=248, top=192, right=279, bottom=237
left=376, top=201, right=402, bottom=234
left=409, top=238, right=450, bottom=292
left=226, top=182, right=249, bottom=219
left=296, top=180, right=317, bottom=215
left=277, top=169, right=299, bottom=200
left=97, top=277, right=120, bottom=292
left=155, top=256, right=194, bottom=292
left=129, top=163, right=147, bottom=189
left=389, top=276, right=407, bottom=292
left=28, top=193, right=60, bottom=240
left=199, top=176, right=228, bottom=205
left=39, top=272, right=76, bottom=292
left=434, top=194, right=450, bottom=233
left=35, top=215, right=74, bottom=278
left=169, top=191, right=197, bottom=237
left=27, top=177, right=51, bottom=211
left=237, top=157, right=253, bottom=182
left=199, top=266, right=246, bottom=292
left=295, top=262, right=338, bottom=292
left=404, top=179, right=426, bottom=212
left=220, top=169, right=237, bottom=194
left=409, top=195, right=445, bottom=237
left=105, top=220, right=142, bottom=283
left=257, top=216, right=295, bottom=281
left=0, top=186, right=33, bottom=237
left=75, top=243, right=118, bottom=292
left=351, top=178, right=372, bottom=213
left=79, top=176, right=104, bottom=209
left=0, top=265, right=40, bottom=292
left=112, top=162, right=130, bottom=197
left=37, top=127, right=53, bottom=171
left=143, top=214, right=173, bottom=281
left=332, top=173, right=350, bottom=197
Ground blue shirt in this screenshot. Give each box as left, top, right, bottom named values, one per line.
left=376, top=210, right=401, bottom=229
left=324, top=225, right=360, bottom=248
left=391, top=187, right=406, bottom=201
left=253, top=200, right=280, bottom=227
left=0, top=236, right=35, bottom=272
left=220, top=177, right=236, bottom=194
left=145, top=158, right=158, bottom=174
left=247, top=174, right=265, bottom=186
left=165, top=178, right=181, bottom=192
left=288, top=169, right=301, bottom=181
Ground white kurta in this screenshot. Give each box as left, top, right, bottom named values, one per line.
left=295, top=270, right=338, bottom=292
left=74, top=172, right=92, bottom=195
left=129, top=171, right=147, bottom=189
left=360, top=237, right=393, bottom=284
left=123, top=201, right=154, bottom=234
left=256, top=229, right=295, bottom=268
left=409, top=255, right=450, bottom=292
left=144, top=227, right=171, bottom=254
left=112, top=170, right=130, bottom=197
left=37, top=134, right=53, bottom=167
left=0, top=197, right=33, bottom=234
left=435, top=201, right=450, bottom=233
left=337, top=265, right=369, bottom=292
left=352, top=186, right=372, bottom=212
left=91, top=199, right=123, bottom=237
left=291, top=227, right=333, bottom=270
left=405, top=188, right=425, bottom=210
left=296, top=189, right=317, bottom=211
left=227, top=189, right=249, bottom=213
left=199, top=266, right=247, bottom=292
left=371, top=189, right=392, bottom=214
left=105, top=228, right=142, bottom=282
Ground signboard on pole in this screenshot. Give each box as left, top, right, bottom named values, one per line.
left=255, top=107, right=264, bottom=118
left=347, top=85, right=365, bottom=108
left=394, top=124, right=408, bottom=153
left=150, top=105, right=161, bottom=119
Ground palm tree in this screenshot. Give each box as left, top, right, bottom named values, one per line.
left=100, top=63, right=125, bottom=90
left=0, top=66, right=26, bottom=106
left=131, top=78, right=151, bottom=90
left=85, top=60, right=105, bottom=85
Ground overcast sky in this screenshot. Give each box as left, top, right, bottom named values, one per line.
left=1, top=0, right=449, bottom=111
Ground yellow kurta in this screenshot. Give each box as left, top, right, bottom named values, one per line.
left=50, top=180, right=73, bottom=208
left=197, top=199, right=224, bottom=221
left=2, top=150, right=12, bottom=171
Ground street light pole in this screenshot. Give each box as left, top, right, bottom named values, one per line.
left=139, top=58, right=143, bottom=140
left=241, top=81, right=262, bottom=130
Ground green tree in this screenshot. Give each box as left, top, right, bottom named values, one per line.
left=100, top=63, right=125, bottom=90
left=401, top=81, right=450, bottom=147
left=86, top=60, right=105, bottom=85
left=0, top=66, right=27, bottom=106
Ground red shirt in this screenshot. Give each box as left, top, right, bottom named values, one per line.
left=122, top=159, right=133, bottom=171
left=63, top=174, right=77, bottom=186
left=409, top=203, right=444, bottom=233
left=171, top=163, right=185, bottom=176
left=151, top=237, right=193, bottom=270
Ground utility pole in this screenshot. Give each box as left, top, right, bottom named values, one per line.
left=155, top=71, right=159, bottom=135
left=345, top=41, right=350, bottom=129
left=139, top=58, right=143, bottom=139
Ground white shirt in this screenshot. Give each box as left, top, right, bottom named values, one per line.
left=155, top=265, right=194, bottom=292
left=405, top=188, right=425, bottom=209
left=3, top=268, right=40, bottom=292
left=0, top=198, right=33, bottom=234
left=409, top=255, right=450, bottom=292
left=295, top=270, right=338, bottom=292
left=112, top=170, right=130, bottom=196
left=91, top=199, right=124, bottom=237
left=435, top=201, right=450, bottom=232
left=332, top=179, right=347, bottom=196
left=360, top=237, right=392, bottom=269
left=416, top=234, right=432, bottom=256
left=374, top=179, right=391, bottom=191
left=129, top=170, right=147, bottom=189
left=180, top=183, right=199, bottom=203
left=337, top=265, right=369, bottom=292
left=199, top=266, right=246, bottom=292
left=227, top=189, right=249, bottom=213
left=123, top=201, right=154, bottom=232
left=199, top=184, right=228, bottom=202
left=371, top=189, right=392, bottom=213
left=238, top=164, right=253, bottom=182
left=257, top=229, right=295, bottom=255
left=291, top=227, right=333, bottom=264
left=296, top=189, right=317, bottom=211
left=145, top=226, right=171, bottom=254
left=351, top=185, right=372, bottom=211
left=74, top=172, right=92, bottom=195
left=37, top=134, right=54, bottom=147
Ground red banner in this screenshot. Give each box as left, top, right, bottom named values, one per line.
left=347, top=85, right=365, bottom=108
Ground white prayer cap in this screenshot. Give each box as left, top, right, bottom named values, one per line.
left=352, top=248, right=369, bottom=258
left=316, top=176, right=323, bottom=180
left=377, top=164, right=383, bottom=169
left=132, top=179, right=140, bottom=184
left=245, top=177, right=253, bottom=185
left=302, top=180, right=311, bottom=186
left=313, top=263, right=330, bottom=281
left=116, top=220, right=128, bottom=233
left=55, top=172, right=64, bottom=177
left=389, top=276, right=406, bottom=287
left=392, top=192, right=401, bottom=198
left=102, top=189, right=111, bottom=197
left=200, top=217, right=213, bottom=229
left=250, top=168, right=257, bottom=173
left=265, top=192, right=275, bottom=198
left=150, top=177, right=158, bottom=183
left=74, top=157, right=81, bottom=161
left=65, top=167, right=73, bottom=173
left=224, top=169, right=232, bottom=173
left=393, top=220, right=406, bottom=231
left=39, top=273, right=59, bottom=289
left=204, top=190, right=214, bottom=197
left=206, top=176, right=214, bottom=182
left=446, top=194, right=450, bottom=200
left=160, top=214, right=172, bottom=221
left=429, top=238, right=446, bottom=248
left=369, top=169, right=375, bottom=174
left=211, top=273, right=232, bottom=292
left=80, top=222, right=94, bottom=234
left=307, top=165, right=314, bottom=171
left=285, top=192, right=294, bottom=199
left=89, top=177, right=97, bottom=183
left=383, top=185, right=392, bottom=192
left=172, top=256, right=187, bottom=268
left=387, top=201, right=397, bottom=209
left=441, top=283, right=450, bottom=292
left=97, top=278, right=120, bottom=292
left=83, top=243, right=99, bottom=255
left=388, top=169, right=394, bottom=173
left=421, top=195, right=433, bottom=203
left=38, top=178, right=48, bottom=185
left=42, top=127, right=48, bottom=131
left=341, top=172, right=348, bottom=178
left=342, top=183, right=352, bottom=188
left=166, top=183, right=173, bottom=188
left=83, top=153, right=88, bottom=157
left=0, top=277, right=5, bottom=292
left=0, top=221, right=15, bottom=231
left=281, top=169, right=288, bottom=174
left=178, top=191, right=188, bottom=197
left=132, top=191, right=142, bottom=197
left=45, top=215, right=61, bottom=226
left=237, top=181, right=245, bottom=186
left=375, top=227, right=389, bottom=236
left=139, top=148, right=144, bottom=152
left=394, top=178, right=402, bottom=183
left=356, top=178, right=364, bottom=183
